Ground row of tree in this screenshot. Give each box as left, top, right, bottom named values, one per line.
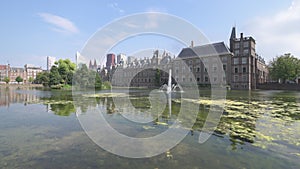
left=269, top=53, right=300, bottom=83
left=35, top=59, right=103, bottom=89
left=1, top=76, right=30, bottom=84
left=35, top=59, right=76, bottom=87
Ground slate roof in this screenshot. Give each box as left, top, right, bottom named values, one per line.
left=177, top=42, right=231, bottom=58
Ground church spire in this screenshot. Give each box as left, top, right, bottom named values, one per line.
left=89, top=60, right=92, bottom=69
left=94, top=59, right=97, bottom=68
left=230, top=26, right=236, bottom=40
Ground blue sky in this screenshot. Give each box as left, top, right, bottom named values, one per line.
left=0, top=0, right=298, bottom=69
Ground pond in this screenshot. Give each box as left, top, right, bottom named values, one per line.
left=0, top=86, right=299, bottom=169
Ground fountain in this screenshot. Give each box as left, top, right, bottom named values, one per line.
left=167, top=69, right=172, bottom=93
left=159, top=69, right=183, bottom=93
left=157, top=69, right=184, bottom=119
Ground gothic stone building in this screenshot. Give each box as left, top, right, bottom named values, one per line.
left=110, top=27, right=269, bottom=90
left=229, top=27, right=268, bottom=89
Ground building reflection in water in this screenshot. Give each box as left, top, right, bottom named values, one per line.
left=0, top=87, right=39, bottom=107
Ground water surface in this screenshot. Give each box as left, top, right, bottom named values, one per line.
left=0, top=86, right=299, bottom=169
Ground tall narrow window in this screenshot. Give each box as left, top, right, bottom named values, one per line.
left=234, top=67, right=238, bottom=73
left=205, top=76, right=209, bottom=82
left=223, top=64, right=227, bottom=71
left=242, top=57, right=247, bottom=64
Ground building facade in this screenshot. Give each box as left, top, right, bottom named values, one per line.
left=0, top=64, right=43, bottom=83
left=111, top=42, right=233, bottom=88
left=106, top=53, right=116, bottom=70
left=89, top=59, right=98, bottom=70
left=9, top=67, right=26, bottom=83
left=105, top=27, right=269, bottom=90
left=47, top=56, right=56, bottom=71
left=117, top=53, right=127, bottom=66
left=24, top=64, right=43, bottom=82
left=0, top=64, right=10, bottom=82
left=229, top=27, right=268, bottom=89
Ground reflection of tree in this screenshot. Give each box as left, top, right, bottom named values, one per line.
left=105, top=97, right=116, bottom=114
left=42, top=90, right=73, bottom=101
left=50, top=103, right=76, bottom=116
left=40, top=90, right=75, bottom=116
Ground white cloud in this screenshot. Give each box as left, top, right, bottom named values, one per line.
left=245, top=0, right=300, bottom=62
left=108, top=2, right=125, bottom=14
left=38, top=13, right=79, bottom=34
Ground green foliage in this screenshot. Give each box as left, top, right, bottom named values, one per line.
left=15, top=76, right=23, bottom=84
left=33, top=60, right=104, bottom=90
left=50, top=103, right=76, bottom=116
left=28, top=77, right=34, bottom=83
left=4, top=77, right=10, bottom=84
left=102, top=81, right=111, bottom=89
left=155, top=69, right=161, bottom=86
left=95, top=73, right=102, bottom=89
left=269, top=53, right=300, bottom=83
left=35, top=72, right=50, bottom=86
left=49, top=66, right=62, bottom=86
left=73, top=64, right=102, bottom=89
left=43, top=59, right=76, bottom=88
left=56, top=59, right=76, bottom=85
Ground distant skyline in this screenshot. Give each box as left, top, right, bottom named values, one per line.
left=1, top=0, right=299, bottom=69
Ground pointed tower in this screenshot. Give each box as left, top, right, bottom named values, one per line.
left=230, top=26, right=236, bottom=40
left=94, top=59, right=97, bottom=69
left=229, top=26, right=236, bottom=52
left=89, top=60, right=92, bottom=69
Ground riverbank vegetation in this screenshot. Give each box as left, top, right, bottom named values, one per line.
left=34, top=59, right=111, bottom=90
left=269, top=53, right=300, bottom=83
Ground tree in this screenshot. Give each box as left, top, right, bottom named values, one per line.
left=95, top=73, right=102, bottom=89
left=4, top=77, right=10, bottom=84
left=15, top=76, right=23, bottom=84
left=269, top=53, right=300, bottom=83
left=73, top=64, right=102, bottom=89
left=73, top=64, right=89, bottom=88
left=35, top=72, right=50, bottom=86
left=28, top=77, right=34, bottom=84
left=155, top=69, right=161, bottom=86
left=49, top=66, right=62, bottom=86
left=56, top=59, right=76, bottom=85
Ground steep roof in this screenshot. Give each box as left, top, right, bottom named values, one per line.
left=177, top=42, right=231, bottom=58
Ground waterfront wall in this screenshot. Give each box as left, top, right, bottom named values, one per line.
left=257, top=83, right=300, bottom=91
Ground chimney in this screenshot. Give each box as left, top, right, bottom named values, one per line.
left=190, top=40, right=194, bottom=48
left=240, top=33, right=243, bottom=39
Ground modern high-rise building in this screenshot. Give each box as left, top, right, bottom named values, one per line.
left=47, top=56, right=56, bottom=71
left=127, top=56, right=135, bottom=65
left=106, top=53, right=116, bottom=70
left=117, top=53, right=127, bottom=66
